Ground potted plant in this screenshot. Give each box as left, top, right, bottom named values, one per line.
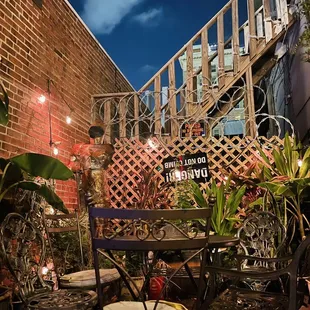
left=189, top=178, right=246, bottom=236
left=251, top=133, right=310, bottom=241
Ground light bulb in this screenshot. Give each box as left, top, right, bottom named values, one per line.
left=53, top=146, right=59, bottom=156
left=38, top=94, right=46, bottom=104
left=175, top=169, right=181, bottom=181
left=298, top=159, right=303, bottom=167
left=147, top=138, right=157, bottom=149
left=42, top=266, right=49, bottom=275
left=66, top=115, right=72, bottom=124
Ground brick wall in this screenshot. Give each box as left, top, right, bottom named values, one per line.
left=0, top=0, right=134, bottom=209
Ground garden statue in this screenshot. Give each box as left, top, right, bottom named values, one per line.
left=68, top=125, right=114, bottom=209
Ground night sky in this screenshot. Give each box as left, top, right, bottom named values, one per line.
left=68, top=0, right=247, bottom=89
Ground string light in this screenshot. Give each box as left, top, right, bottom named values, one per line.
left=38, top=94, right=46, bottom=104
left=147, top=138, right=157, bottom=149
left=53, top=146, right=59, bottom=156
left=174, top=168, right=181, bottom=181
left=298, top=159, right=303, bottom=167
left=66, top=115, right=72, bottom=124
left=42, top=267, right=49, bottom=275
left=50, top=141, right=60, bottom=156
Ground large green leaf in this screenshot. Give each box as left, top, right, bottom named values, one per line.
left=189, top=180, right=208, bottom=208
left=18, top=181, right=41, bottom=191
left=255, top=143, right=271, bottom=166
left=303, top=146, right=310, bottom=161
left=249, top=197, right=264, bottom=207
left=300, top=157, right=310, bottom=178
left=284, top=133, right=293, bottom=174
left=0, top=83, right=9, bottom=126
left=10, top=153, right=73, bottom=180
left=272, top=148, right=286, bottom=175
left=36, top=184, right=68, bottom=214
left=258, top=182, right=282, bottom=193
left=215, top=183, right=225, bottom=231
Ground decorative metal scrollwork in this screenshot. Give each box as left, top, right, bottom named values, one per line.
left=97, top=218, right=199, bottom=241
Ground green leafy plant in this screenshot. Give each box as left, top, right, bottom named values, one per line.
left=0, top=153, right=73, bottom=214
left=174, top=179, right=194, bottom=209
left=254, top=133, right=310, bottom=240
left=134, top=167, right=171, bottom=209
left=189, top=179, right=246, bottom=236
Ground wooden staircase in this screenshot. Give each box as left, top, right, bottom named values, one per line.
left=92, top=0, right=295, bottom=142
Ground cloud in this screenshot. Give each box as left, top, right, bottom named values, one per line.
left=81, top=0, right=144, bottom=35
left=132, top=8, right=163, bottom=26
left=140, top=64, right=157, bottom=72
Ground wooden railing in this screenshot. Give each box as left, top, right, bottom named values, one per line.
left=92, top=0, right=292, bottom=141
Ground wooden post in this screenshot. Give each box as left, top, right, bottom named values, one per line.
left=245, top=67, right=256, bottom=137
left=201, top=28, right=209, bottom=97
left=104, top=99, right=111, bottom=143
left=134, top=94, right=140, bottom=140
left=217, top=12, right=225, bottom=89
left=119, top=98, right=126, bottom=139
left=232, top=0, right=240, bottom=74
left=263, top=0, right=273, bottom=42
left=168, top=62, right=178, bottom=138
left=154, top=75, right=161, bottom=136
left=186, top=43, right=194, bottom=115
left=248, top=0, right=256, bottom=57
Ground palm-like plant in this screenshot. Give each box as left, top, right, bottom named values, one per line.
left=254, top=133, right=310, bottom=240
left=190, top=179, right=246, bottom=236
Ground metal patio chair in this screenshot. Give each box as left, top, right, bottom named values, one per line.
left=0, top=213, right=97, bottom=309
left=44, top=210, right=120, bottom=294
left=205, top=212, right=310, bottom=310
left=88, top=207, right=213, bottom=310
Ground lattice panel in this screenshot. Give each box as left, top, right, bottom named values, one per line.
left=106, top=136, right=284, bottom=209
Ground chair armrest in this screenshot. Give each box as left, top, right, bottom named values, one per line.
left=234, top=254, right=293, bottom=263
left=204, top=265, right=289, bottom=280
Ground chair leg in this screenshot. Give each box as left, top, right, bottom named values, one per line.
left=93, top=249, right=104, bottom=309
left=289, top=275, right=297, bottom=310
left=196, top=248, right=208, bottom=310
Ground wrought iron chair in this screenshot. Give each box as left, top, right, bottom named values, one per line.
left=205, top=212, right=310, bottom=310
left=44, top=210, right=120, bottom=292
left=236, top=211, right=287, bottom=291
left=0, top=213, right=97, bottom=309
left=88, top=207, right=213, bottom=310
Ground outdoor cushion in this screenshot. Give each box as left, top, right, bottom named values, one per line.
left=103, top=301, right=187, bottom=310
left=59, top=268, right=120, bottom=288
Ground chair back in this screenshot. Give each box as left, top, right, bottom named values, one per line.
left=237, top=211, right=286, bottom=268
left=44, top=210, right=84, bottom=275
left=89, top=207, right=212, bottom=251
left=0, top=213, right=49, bottom=302
left=88, top=207, right=212, bottom=309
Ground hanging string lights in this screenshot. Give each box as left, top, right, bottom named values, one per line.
left=38, top=79, right=74, bottom=156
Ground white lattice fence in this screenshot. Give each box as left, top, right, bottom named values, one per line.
left=106, top=136, right=284, bottom=209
